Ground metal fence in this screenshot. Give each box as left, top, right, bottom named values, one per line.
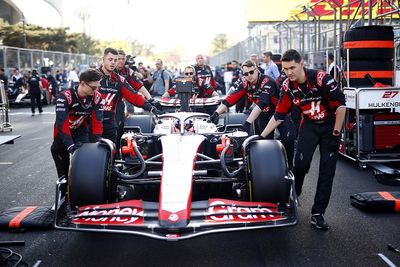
left=209, top=0, right=400, bottom=69
left=209, top=36, right=267, bottom=66
left=0, top=45, right=100, bottom=75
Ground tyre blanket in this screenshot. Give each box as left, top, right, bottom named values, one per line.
left=0, top=206, right=54, bottom=230
left=350, top=192, right=400, bottom=212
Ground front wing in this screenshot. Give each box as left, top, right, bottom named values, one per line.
left=54, top=178, right=297, bottom=240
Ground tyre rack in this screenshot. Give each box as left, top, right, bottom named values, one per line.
left=342, top=86, right=400, bottom=184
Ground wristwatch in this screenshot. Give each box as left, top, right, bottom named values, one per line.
left=332, top=129, right=341, bottom=136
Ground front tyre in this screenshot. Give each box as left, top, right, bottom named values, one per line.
left=246, top=140, right=291, bottom=204
left=69, top=143, right=111, bottom=209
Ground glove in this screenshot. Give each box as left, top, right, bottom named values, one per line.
left=150, top=106, right=163, bottom=116
left=148, top=98, right=162, bottom=110
left=242, top=121, right=251, bottom=133
left=209, top=112, right=219, bottom=124
left=328, top=135, right=341, bottom=152
left=67, top=142, right=82, bottom=154
left=141, top=101, right=153, bottom=112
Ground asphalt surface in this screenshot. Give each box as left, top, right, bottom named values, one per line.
left=1, top=105, right=400, bottom=267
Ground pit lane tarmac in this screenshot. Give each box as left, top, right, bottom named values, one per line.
left=0, top=106, right=399, bottom=267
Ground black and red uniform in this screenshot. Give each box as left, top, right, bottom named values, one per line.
left=167, top=78, right=214, bottom=99
left=51, top=87, right=103, bottom=179
left=114, top=67, right=145, bottom=148
left=98, top=67, right=152, bottom=144
left=193, top=65, right=217, bottom=98
left=115, top=67, right=144, bottom=91
left=231, top=67, right=246, bottom=113
left=223, top=73, right=297, bottom=167
left=275, top=68, right=346, bottom=214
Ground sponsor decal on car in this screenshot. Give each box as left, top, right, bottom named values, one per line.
left=71, top=200, right=144, bottom=226
left=206, top=199, right=283, bottom=223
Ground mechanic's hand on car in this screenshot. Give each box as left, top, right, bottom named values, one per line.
left=150, top=106, right=163, bottom=116
left=148, top=98, right=162, bottom=110
left=242, top=121, right=251, bottom=133
left=209, top=112, right=219, bottom=124
left=68, top=142, right=82, bottom=154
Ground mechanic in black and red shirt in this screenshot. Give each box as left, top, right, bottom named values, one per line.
left=50, top=69, right=103, bottom=179
left=162, top=66, right=218, bottom=98
left=260, top=49, right=346, bottom=230
left=193, top=54, right=218, bottom=98
left=98, top=48, right=162, bottom=144
left=210, top=60, right=297, bottom=168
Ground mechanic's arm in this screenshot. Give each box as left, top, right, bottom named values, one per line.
left=245, top=105, right=262, bottom=123
left=91, top=93, right=103, bottom=142
left=260, top=116, right=282, bottom=138
left=323, top=73, right=347, bottom=133
left=55, top=94, right=74, bottom=150
left=260, top=85, right=293, bottom=138
left=139, top=86, right=152, bottom=100
left=334, top=106, right=346, bottom=134
left=214, top=102, right=229, bottom=115
left=128, top=70, right=152, bottom=100
left=121, top=80, right=146, bottom=107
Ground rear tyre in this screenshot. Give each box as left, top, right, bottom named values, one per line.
left=125, top=114, right=154, bottom=133
left=69, top=143, right=111, bottom=209
left=343, top=25, right=394, bottom=60
left=246, top=140, right=291, bottom=204
left=224, top=112, right=254, bottom=135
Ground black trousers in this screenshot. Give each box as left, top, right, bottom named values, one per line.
left=254, top=112, right=297, bottom=169
left=30, top=92, right=42, bottom=114
left=50, top=126, right=89, bottom=179
left=293, top=119, right=338, bottom=214
left=102, top=119, right=118, bottom=145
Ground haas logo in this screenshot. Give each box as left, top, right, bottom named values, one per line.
left=100, top=93, right=116, bottom=106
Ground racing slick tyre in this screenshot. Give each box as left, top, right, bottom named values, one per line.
left=246, top=140, right=291, bottom=204
left=125, top=114, right=154, bottom=133
left=224, top=113, right=255, bottom=135
left=343, top=60, right=393, bottom=87
left=69, top=143, right=111, bottom=209
left=343, top=25, right=394, bottom=60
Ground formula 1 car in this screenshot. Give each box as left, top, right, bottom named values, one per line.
left=54, top=81, right=297, bottom=240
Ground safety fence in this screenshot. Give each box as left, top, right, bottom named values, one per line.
left=209, top=0, right=400, bottom=69
left=0, top=45, right=99, bottom=75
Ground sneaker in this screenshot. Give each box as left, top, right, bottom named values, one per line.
left=31, top=113, right=35, bottom=116
left=311, top=214, right=329, bottom=230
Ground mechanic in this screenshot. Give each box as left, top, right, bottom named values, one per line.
left=259, top=49, right=346, bottom=230
left=98, top=48, right=162, bottom=144
left=27, top=69, right=43, bottom=116
left=193, top=54, right=218, bottom=97
left=162, top=66, right=218, bottom=98
left=210, top=60, right=296, bottom=168
left=50, top=68, right=103, bottom=179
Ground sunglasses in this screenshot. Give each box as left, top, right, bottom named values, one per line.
left=85, top=82, right=99, bottom=90
left=243, top=70, right=255, bottom=77
left=185, top=72, right=194, bottom=75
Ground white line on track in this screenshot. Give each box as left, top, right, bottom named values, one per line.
left=377, top=253, right=398, bottom=267
left=0, top=162, right=13, bottom=165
